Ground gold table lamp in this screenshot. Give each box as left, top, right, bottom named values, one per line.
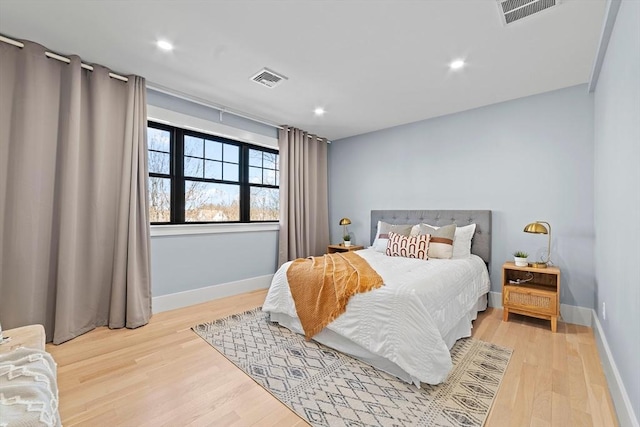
left=339, top=217, right=351, bottom=239
left=523, top=221, right=551, bottom=268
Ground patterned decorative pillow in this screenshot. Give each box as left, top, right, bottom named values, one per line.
left=372, top=221, right=414, bottom=252
left=385, top=232, right=430, bottom=260
left=416, top=223, right=456, bottom=259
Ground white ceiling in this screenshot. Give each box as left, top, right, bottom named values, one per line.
left=0, top=0, right=606, bottom=140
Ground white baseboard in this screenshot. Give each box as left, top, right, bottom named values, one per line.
left=488, top=291, right=502, bottom=310
left=152, top=274, right=273, bottom=313
left=560, top=304, right=593, bottom=327
left=487, top=291, right=592, bottom=327
left=592, top=310, right=639, bottom=427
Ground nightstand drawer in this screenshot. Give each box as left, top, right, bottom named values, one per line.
left=503, top=285, right=557, bottom=316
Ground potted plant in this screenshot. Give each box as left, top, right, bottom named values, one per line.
left=343, top=234, right=352, bottom=247
left=513, top=251, right=529, bottom=267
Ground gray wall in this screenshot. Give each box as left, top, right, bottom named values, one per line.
left=151, top=231, right=278, bottom=296
left=147, top=89, right=277, bottom=139
left=329, top=84, right=595, bottom=308
left=594, top=0, right=640, bottom=419
left=147, top=90, right=279, bottom=297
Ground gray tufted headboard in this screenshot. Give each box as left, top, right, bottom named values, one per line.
left=370, top=210, right=492, bottom=265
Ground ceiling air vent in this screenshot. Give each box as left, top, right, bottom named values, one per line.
left=250, top=67, right=288, bottom=88
left=498, top=0, right=560, bottom=25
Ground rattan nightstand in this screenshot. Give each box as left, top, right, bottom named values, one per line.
left=502, top=262, right=561, bottom=332
left=327, top=244, right=364, bottom=253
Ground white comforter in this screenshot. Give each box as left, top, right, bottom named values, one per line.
left=262, top=248, right=490, bottom=385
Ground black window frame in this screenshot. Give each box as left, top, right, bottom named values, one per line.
left=147, top=120, right=279, bottom=225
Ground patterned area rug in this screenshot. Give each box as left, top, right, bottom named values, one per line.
left=192, top=308, right=511, bottom=427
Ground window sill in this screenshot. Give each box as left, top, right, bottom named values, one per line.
left=150, top=222, right=279, bottom=237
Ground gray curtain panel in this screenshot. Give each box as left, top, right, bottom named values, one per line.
left=278, top=126, right=330, bottom=265
left=0, top=40, right=152, bottom=344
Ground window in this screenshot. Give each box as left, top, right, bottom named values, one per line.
left=148, top=126, right=172, bottom=222
left=248, top=149, right=279, bottom=221
left=147, top=121, right=279, bottom=224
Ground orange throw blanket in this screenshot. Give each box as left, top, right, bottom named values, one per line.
left=287, top=252, right=384, bottom=340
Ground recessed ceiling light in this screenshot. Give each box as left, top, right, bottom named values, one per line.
left=314, top=107, right=325, bottom=116
left=449, top=59, right=465, bottom=70
left=156, top=40, right=174, bottom=51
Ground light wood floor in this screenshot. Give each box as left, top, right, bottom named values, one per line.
left=46, top=289, right=618, bottom=426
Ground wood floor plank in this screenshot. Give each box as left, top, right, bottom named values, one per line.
left=552, top=323, right=569, bottom=372
left=552, top=368, right=570, bottom=396
left=530, top=418, right=551, bottom=427
left=568, top=351, right=590, bottom=414
left=531, top=368, right=553, bottom=425
left=510, top=361, right=537, bottom=426
left=552, top=391, right=572, bottom=426
left=45, top=289, right=618, bottom=426
left=252, top=406, right=304, bottom=427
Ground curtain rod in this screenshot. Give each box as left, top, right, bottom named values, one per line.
left=148, top=83, right=331, bottom=143
left=0, top=34, right=128, bottom=82
left=147, top=82, right=284, bottom=130
left=1, top=33, right=330, bottom=143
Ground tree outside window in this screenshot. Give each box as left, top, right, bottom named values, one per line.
left=147, top=122, right=278, bottom=224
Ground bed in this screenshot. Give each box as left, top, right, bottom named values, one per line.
left=262, top=209, right=492, bottom=386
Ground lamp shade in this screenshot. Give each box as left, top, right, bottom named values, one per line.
left=523, top=222, right=548, bottom=234
left=523, top=221, right=552, bottom=268
left=339, top=218, right=351, bottom=226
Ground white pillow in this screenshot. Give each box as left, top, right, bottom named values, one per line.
left=413, top=223, right=476, bottom=259
left=452, top=224, right=476, bottom=259
left=371, top=221, right=414, bottom=252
